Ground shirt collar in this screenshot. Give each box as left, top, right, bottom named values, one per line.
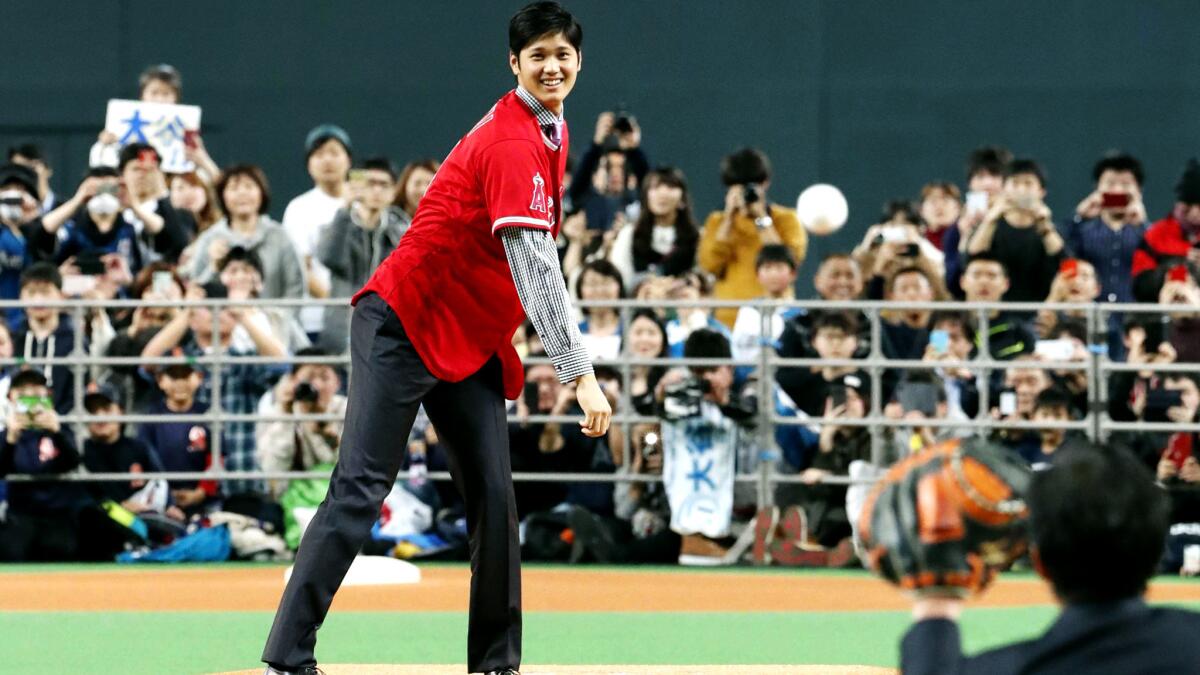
left=515, top=86, right=563, bottom=128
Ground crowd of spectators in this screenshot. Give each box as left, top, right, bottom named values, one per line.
left=1, top=63, right=1199, bottom=573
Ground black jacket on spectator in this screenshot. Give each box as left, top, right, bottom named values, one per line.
left=83, top=436, right=164, bottom=503
left=983, top=218, right=1063, bottom=303
left=902, top=598, right=1200, bottom=675
left=134, top=197, right=189, bottom=264
left=0, top=427, right=89, bottom=515
left=13, top=316, right=84, bottom=414
left=777, top=367, right=871, bottom=418
left=315, top=206, right=408, bottom=352
left=978, top=312, right=1035, bottom=362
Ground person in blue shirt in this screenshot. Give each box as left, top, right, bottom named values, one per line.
left=0, top=163, right=54, bottom=326
left=39, top=167, right=143, bottom=278
left=138, top=363, right=212, bottom=514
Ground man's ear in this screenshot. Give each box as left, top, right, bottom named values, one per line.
left=509, top=51, right=520, bottom=76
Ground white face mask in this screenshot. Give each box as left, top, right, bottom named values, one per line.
left=0, top=190, right=24, bottom=222
left=87, top=193, right=121, bottom=217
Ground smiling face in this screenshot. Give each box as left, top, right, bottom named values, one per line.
left=626, top=315, right=665, bottom=358
left=645, top=175, right=684, bottom=218
left=509, top=32, right=580, bottom=114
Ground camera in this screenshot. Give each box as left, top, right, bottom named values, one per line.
left=742, top=183, right=763, bottom=205
left=613, top=105, right=634, bottom=134
left=294, top=382, right=319, bottom=404
left=661, top=375, right=707, bottom=420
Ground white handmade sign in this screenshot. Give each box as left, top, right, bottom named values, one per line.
left=104, top=99, right=202, bottom=173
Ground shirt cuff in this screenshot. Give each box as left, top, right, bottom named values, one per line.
left=551, top=342, right=593, bottom=384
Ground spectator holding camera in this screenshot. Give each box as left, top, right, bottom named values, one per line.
left=990, top=360, right=1052, bottom=462
left=113, top=143, right=189, bottom=264
left=944, top=146, right=1011, bottom=296
left=40, top=167, right=142, bottom=286
left=1034, top=258, right=1101, bottom=341
left=699, top=148, right=807, bottom=328
left=853, top=200, right=945, bottom=295
left=0, top=370, right=89, bottom=561
left=256, top=348, right=347, bottom=499
left=317, top=157, right=408, bottom=353
left=187, top=164, right=304, bottom=302
left=608, top=166, right=700, bottom=286
left=609, top=423, right=680, bottom=563
left=1062, top=153, right=1147, bottom=302
left=568, top=111, right=649, bottom=233
left=776, top=311, right=867, bottom=417
left=922, top=310, right=981, bottom=421
left=0, top=163, right=53, bottom=322
left=141, top=281, right=285, bottom=494
left=8, top=143, right=60, bottom=214
left=964, top=159, right=1065, bottom=303
left=660, top=329, right=755, bottom=565
left=1132, top=159, right=1200, bottom=302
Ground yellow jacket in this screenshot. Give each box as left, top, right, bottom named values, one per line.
left=698, top=204, right=808, bottom=327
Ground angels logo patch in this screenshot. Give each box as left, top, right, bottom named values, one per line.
left=529, top=173, right=548, bottom=213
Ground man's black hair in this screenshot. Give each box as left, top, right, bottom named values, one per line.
left=1006, top=158, right=1047, bottom=187
left=292, top=346, right=330, bottom=375
left=755, top=244, right=797, bottom=271
left=964, top=253, right=1010, bottom=278
left=881, top=198, right=919, bottom=224
left=1052, top=318, right=1087, bottom=345
left=217, top=246, right=265, bottom=277
left=1033, top=386, right=1073, bottom=414
left=1029, top=442, right=1169, bottom=603
left=509, top=2, right=582, bottom=56
left=966, top=146, right=1012, bottom=182
left=812, top=310, right=858, bottom=337
left=720, top=148, right=771, bottom=186
left=8, top=143, right=44, bottom=163
left=118, top=142, right=161, bottom=172
left=1092, top=151, right=1144, bottom=187
left=1176, top=158, right=1200, bottom=206
left=683, top=328, right=731, bottom=374
left=20, top=262, right=62, bottom=291
left=929, top=310, right=977, bottom=344
left=10, top=369, right=49, bottom=391
left=360, top=156, right=397, bottom=181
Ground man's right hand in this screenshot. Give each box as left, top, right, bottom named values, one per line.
left=724, top=185, right=744, bottom=218
left=593, top=112, right=615, bottom=145
left=575, top=373, right=612, bottom=438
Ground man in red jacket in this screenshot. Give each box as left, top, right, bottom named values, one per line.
left=262, top=4, right=609, bottom=675
left=1131, top=158, right=1200, bottom=301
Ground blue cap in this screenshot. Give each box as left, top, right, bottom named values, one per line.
left=305, top=124, right=352, bottom=158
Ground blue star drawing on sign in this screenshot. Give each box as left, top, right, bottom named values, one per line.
left=120, top=109, right=150, bottom=144
left=686, top=458, right=716, bottom=491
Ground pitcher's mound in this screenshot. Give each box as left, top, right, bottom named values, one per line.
left=217, top=666, right=896, bottom=674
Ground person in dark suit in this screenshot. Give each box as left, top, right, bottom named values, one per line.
left=901, top=442, right=1200, bottom=674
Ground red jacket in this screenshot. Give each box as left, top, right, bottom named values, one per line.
left=1132, top=215, right=1191, bottom=277
left=355, top=91, right=567, bottom=400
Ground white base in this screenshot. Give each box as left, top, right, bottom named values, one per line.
left=284, top=555, right=422, bottom=586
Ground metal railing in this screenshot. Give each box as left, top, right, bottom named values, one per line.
left=3, top=296, right=1200, bottom=500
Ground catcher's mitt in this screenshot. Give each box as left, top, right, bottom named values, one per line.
left=859, top=437, right=1032, bottom=596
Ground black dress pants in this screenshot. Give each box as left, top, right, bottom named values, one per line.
left=262, top=293, right=521, bottom=673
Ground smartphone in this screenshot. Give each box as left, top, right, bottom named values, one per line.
left=1145, top=389, right=1184, bottom=423
left=999, top=388, right=1018, bottom=416
left=152, top=271, right=174, bottom=295
left=896, top=381, right=938, bottom=416
left=1059, top=258, right=1079, bottom=278
left=1013, top=194, right=1038, bottom=211
left=1143, top=317, right=1169, bottom=353
left=1034, top=339, right=1076, bottom=362
left=929, top=329, right=950, bottom=355
left=523, top=381, right=541, bottom=411
left=1169, top=265, right=1189, bottom=283
left=76, top=250, right=106, bottom=275
left=828, top=385, right=848, bottom=410
left=183, top=129, right=199, bottom=150
left=96, top=182, right=119, bottom=197
left=1163, top=436, right=1193, bottom=469
left=880, top=225, right=908, bottom=243
left=965, top=190, right=989, bottom=215
left=1100, top=192, right=1132, bottom=209
left=348, top=169, right=368, bottom=185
